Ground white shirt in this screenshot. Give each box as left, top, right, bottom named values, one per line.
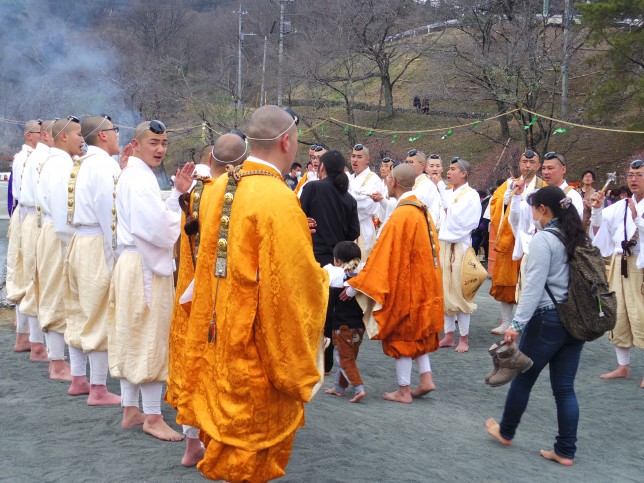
left=20, top=142, right=49, bottom=208
left=559, top=180, right=584, bottom=221
left=412, top=174, right=441, bottom=225
left=349, top=168, right=382, bottom=251
left=12, top=144, right=33, bottom=204
left=438, top=183, right=481, bottom=247
left=115, top=156, right=182, bottom=277
left=71, top=145, right=122, bottom=269
left=592, top=196, right=644, bottom=269
left=36, top=147, right=75, bottom=245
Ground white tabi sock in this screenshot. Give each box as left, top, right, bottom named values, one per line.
left=140, top=381, right=163, bottom=415
left=416, top=353, right=431, bottom=374
left=68, top=346, right=88, bottom=377
left=444, top=314, right=457, bottom=334
left=457, top=312, right=471, bottom=336
left=44, top=332, right=66, bottom=360
left=183, top=425, right=200, bottom=439
left=15, top=307, right=29, bottom=333
left=88, top=351, right=110, bottom=385
left=395, top=357, right=413, bottom=387
left=27, top=316, right=44, bottom=343
left=120, top=379, right=140, bottom=409
left=500, top=302, right=514, bottom=325
left=616, top=347, right=631, bottom=366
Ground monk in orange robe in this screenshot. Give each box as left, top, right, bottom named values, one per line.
left=166, top=135, right=246, bottom=468
left=345, top=164, right=444, bottom=404
left=175, top=106, right=328, bottom=482
left=488, top=150, right=543, bottom=334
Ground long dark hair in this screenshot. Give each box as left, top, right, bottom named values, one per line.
left=320, top=150, right=349, bottom=194
left=528, top=185, right=589, bottom=259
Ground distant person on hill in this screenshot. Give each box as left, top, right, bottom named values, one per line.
left=413, top=95, right=421, bottom=113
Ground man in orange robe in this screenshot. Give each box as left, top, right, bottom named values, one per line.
left=175, top=106, right=328, bottom=482
left=488, top=150, right=543, bottom=334
left=345, top=163, right=444, bottom=404
left=166, top=134, right=247, bottom=467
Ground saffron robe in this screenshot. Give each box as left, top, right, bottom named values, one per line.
left=165, top=176, right=214, bottom=411
left=488, top=180, right=521, bottom=303
left=349, top=193, right=444, bottom=359
left=176, top=159, right=328, bottom=482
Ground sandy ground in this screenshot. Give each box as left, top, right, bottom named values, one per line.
left=0, top=276, right=642, bottom=482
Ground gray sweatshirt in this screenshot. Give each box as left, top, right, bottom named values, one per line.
left=510, top=220, right=569, bottom=332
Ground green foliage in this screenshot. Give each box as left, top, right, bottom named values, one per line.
left=579, top=0, right=644, bottom=123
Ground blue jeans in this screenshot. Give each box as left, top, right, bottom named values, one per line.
left=499, top=308, right=584, bottom=459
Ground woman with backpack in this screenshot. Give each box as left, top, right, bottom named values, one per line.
left=485, top=185, right=589, bottom=466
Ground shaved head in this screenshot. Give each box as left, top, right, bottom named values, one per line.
left=24, top=120, right=39, bottom=135
left=52, top=118, right=78, bottom=140
left=247, top=106, right=296, bottom=149
left=393, top=163, right=416, bottom=189
left=212, top=134, right=247, bottom=164
left=82, top=116, right=111, bottom=145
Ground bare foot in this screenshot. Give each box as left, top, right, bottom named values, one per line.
left=455, top=335, right=469, bottom=353
left=600, top=365, right=630, bottom=380
left=68, top=376, right=91, bottom=396
left=411, top=372, right=436, bottom=398
left=29, top=343, right=49, bottom=362
left=324, top=388, right=344, bottom=397
left=49, top=360, right=72, bottom=381
left=182, top=437, right=205, bottom=467
left=383, top=387, right=412, bottom=404
left=87, top=385, right=121, bottom=406
left=143, top=415, right=184, bottom=441
left=439, top=332, right=454, bottom=348
left=122, top=407, right=146, bottom=429
left=485, top=418, right=512, bottom=446
left=540, top=449, right=574, bottom=466
left=349, top=391, right=366, bottom=403
left=14, top=333, right=31, bottom=352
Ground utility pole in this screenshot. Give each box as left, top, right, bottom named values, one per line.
left=276, top=0, right=294, bottom=107
left=260, top=36, right=267, bottom=106
left=236, top=5, right=255, bottom=112
left=561, top=0, right=572, bottom=120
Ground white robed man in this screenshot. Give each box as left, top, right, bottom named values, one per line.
left=294, top=144, right=325, bottom=197
left=108, top=119, right=195, bottom=441
left=426, top=153, right=447, bottom=229
left=36, top=117, right=86, bottom=392
left=591, top=159, right=644, bottom=388
left=438, top=157, right=482, bottom=353
left=348, top=143, right=382, bottom=258
left=6, top=119, right=45, bottom=357
left=63, top=115, right=123, bottom=406
left=540, top=151, right=583, bottom=218
left=405, top=149, right=441, bottom=223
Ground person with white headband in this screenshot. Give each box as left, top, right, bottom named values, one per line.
left=108, top=120, right=195, bottom=441
left=167, top=133, right=246, bottom=468
left=438, top=157, right=482, bottom=353
left=63, top=115, right=122, bottom=406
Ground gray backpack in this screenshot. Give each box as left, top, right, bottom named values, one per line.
left=544, top=229, right=617, bottom=342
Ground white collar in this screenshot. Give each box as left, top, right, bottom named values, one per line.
left=452, top=182, right=470, bottom=192
left=353, top=168, right=371, bottom=179
left=398, top=191, right=415, bottom=203
left=246, top=155, right=282, bottom=175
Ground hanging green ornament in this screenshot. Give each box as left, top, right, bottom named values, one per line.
left=343, top=125, right=350, bottom=134
left=441, top=129, right=452, bottom=140
left=471, top=119, right=483, bottom=129
left=391, top=134, right=398, bottom=144
left=524, top=114, right=538, bottom=130
left=365, top=129, right=374, bottom=137
left=552, top=128, right=569, bottom=135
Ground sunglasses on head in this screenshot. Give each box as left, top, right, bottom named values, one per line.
left=429, top=153, right=440, bottom=159
left=353, top=144, right=364, bottom=151
left=382, top=157, right=392, bottom=163
left=67, top=115, right=80, bottom=124
left=544, top=151, right=566, bottom=165
left=284, top=108, right=300, bottom=126
left=149, top=119, right=166, bottom=134
left=631, top=159, right=644, bottom=169
left=523, top=150, right=536, bottom=159
left=391, top=161, right=403, bottom=169
left=311, top=145, right=325, bottom=152
left=408, top=149, right=417, bottom=157
left=101, top=114, right=112, bottom=121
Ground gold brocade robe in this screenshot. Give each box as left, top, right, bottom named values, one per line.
left=489, top=181, right=521, bottom=303
left=176, top=160, right=328, bottom=482
left=165, top=177, right=214, bottom=411
left=349, top=195, right=444, bottom=359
